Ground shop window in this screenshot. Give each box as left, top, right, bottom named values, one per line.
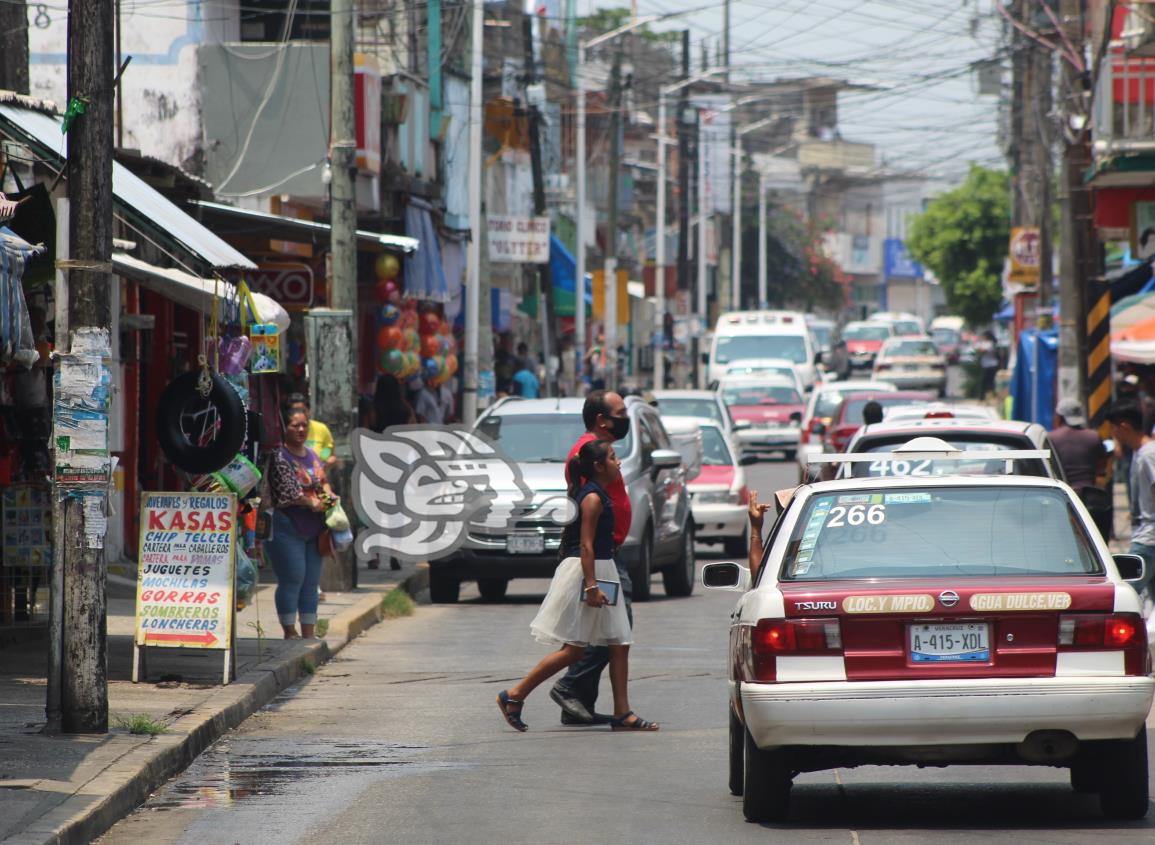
left=239, top=0, right=331, bottom=42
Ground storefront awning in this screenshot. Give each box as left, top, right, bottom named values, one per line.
left=0, top=99, right=256, bottom=272
left=190, top=200, right=419, bottom=254
left=112, top=253, right=289, bottom=333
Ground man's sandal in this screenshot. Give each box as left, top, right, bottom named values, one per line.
left=610, top=710, right=659, bottom=731
left=496, top=690, right=528, bottom=732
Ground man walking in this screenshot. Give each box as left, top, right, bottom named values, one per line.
left=1054, top=398, right=1109, bottom=541
left=551, top=390, right=633, bottom=725
left=1108, top=402, right=1155, bottom=603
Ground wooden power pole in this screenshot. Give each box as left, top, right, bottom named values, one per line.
left=52, top=0, right=115, bottom=734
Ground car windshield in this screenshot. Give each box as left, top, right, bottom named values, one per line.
left=476, top=413, right=632, bottom=462
left=885, top=340, right=939, bottom=357
left=810, top=325, right=832, bottom=348
left=848, top=438, right=1049, bottom=478
left=844, top=325, right=891, bottom=341
left=931, top=328, right=960, bottom=345
left=722, top=385, right=802, bottom=406
left=815, top=391, right=848, bottom=418
left=657, top=397, right=723, bottom=424
left=892, top=321, right=922, bottom=335
left=842, top=396, right=926, bottom=424
left=715, top=335, right=808, bottom=364
left=780, top=486, right=1100, bottom=580
left=700, top=427, right=733, bottom=466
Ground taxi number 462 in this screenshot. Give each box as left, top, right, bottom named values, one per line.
left=868, top=458, right=932, bottom=477
left=827, top=504, right=886, bottom=527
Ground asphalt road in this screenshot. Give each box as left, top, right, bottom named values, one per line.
left=99, top=455, right=1155, bottom=845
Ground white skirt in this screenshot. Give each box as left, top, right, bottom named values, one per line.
left=529, top=557, right=632, bottom=647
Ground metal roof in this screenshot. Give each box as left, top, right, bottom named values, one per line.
left=0, top=103, right=256, bottom=271
left=190, top=200, right=419, bottom=254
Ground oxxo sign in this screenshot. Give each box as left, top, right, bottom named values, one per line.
left=249, top=263, right=315, bottom=308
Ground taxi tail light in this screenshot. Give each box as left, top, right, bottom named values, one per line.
left=924, top=410, right=954, bottom=419
left=737, top=484, right=749, bottom=505
left=1058, top=613, right=1149, bottom=674
left=749, top=618, right=842, bottom=682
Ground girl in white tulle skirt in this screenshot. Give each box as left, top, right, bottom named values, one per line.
left=496, top=440, right=658, bottom=732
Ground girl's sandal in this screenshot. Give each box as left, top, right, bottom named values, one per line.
left=496, top=690, right=528, bottom=732
left=610, top=710, right=659, bottom=732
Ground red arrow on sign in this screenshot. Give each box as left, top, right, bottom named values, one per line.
left=144, top=630, right=218, bottom=646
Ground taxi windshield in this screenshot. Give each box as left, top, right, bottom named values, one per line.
left=700, top=426, right=733, bottom=466
left=844, top=325, right=891, bottom=341
left=780, top=487, right=1101, bottom=580
left=885, top=340, right=939, bottom=357
left=656, top=397, right=724, bottom=424
left=723, top=385, right=802, bottom=406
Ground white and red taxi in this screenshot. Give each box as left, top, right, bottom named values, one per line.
left=703, top=442, right=1153, bottom=823
left=689, top=422, right=756, bottom=557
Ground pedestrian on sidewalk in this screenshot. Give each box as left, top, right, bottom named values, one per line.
left=266, top=408, right=335, bottom=639
left=285, top=393, right=337, bottom=471
left=496, top=439, right=657, bottom=732
left=371, top=373, right=416, bottom=432
left=1108, top=402, right=1155, bottom=604
left=1053, top=398, right=1110, bottom=541
left=549, top=390, right=633, bottom=726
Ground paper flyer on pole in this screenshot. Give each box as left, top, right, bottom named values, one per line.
left=134, top=492, right=236, bottom=650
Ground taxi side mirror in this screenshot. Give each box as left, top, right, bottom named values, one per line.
left=733, top=420, right=752, bottom=431
left=701, top=561, right=751, bottom=592
left=1113, top=553, right=1146, bottom=584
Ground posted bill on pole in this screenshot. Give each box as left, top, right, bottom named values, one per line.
left=134, top=492, right=236, bottom=650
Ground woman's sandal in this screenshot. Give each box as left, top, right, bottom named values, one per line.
left=496, top=690, right=528, bottom=732
left=610, top=710, right=659, bottom=732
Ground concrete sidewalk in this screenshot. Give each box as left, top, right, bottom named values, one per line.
left=0, top=559, right=430, bottom=845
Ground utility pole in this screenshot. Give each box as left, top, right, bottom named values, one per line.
left=697, top=109, right=709, bottom=388
left=1033, top=11, right=1055, bottom=315
left=522, top=15, right=556, bottom=397
left=604, top=50, right=623, bottom=391
left=676, top=31, right=691, bottom=388
left=52, top=0, right=115, bottom=735
left=463, top=0, right=483, bottom=422
left=0, top=0, right=29, bottom=94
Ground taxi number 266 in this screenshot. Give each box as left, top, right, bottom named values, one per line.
left=826, top=504, right=886, bottom=528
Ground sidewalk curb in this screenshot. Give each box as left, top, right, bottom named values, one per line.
left=14, top=568, right=426, bottom=845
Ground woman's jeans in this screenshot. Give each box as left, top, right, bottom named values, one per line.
left=266, top=511, right=322, bottom=626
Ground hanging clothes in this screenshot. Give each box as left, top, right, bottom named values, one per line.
left=0, top=227, right=42, bottom=368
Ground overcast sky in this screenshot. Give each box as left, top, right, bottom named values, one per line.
left=610, top=0, right=1005, bottom=185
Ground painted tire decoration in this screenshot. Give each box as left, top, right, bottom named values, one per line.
left=156, top=371, right=247, bottom=474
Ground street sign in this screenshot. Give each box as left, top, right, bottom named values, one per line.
left=133, top=492, right=237, bottom=684
left=249, top=263, right=315, bottom=309
left=1008, top=227, right=1040, bottom=284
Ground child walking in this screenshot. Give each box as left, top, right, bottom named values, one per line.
left=496, top=440, right=658, bottom=732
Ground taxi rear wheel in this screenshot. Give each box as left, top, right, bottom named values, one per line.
left=742, top=728, right=791, bottom=822
left=1098, top=727, right=1149, bottom=820
left=728, top=705, right=744, bottom=796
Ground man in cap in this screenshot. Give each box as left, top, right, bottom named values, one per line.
left=1051, top=398, right=1106, bottom=492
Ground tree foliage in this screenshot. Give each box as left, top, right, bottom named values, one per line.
left=906, top=165, right=1009, bottom=327
left=578, top=7, right=681, bottom=44
left=741, top=200, right=846, bottom=312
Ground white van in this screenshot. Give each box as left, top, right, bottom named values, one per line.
left=707, top=311, right=817, bottom=391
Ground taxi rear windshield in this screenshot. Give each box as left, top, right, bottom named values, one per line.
left=847, top=437, right=1049, bottom=478
left=780, top=487, right=1101, bottom=580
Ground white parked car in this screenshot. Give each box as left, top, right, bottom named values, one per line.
left=719, top=358, right=806, bottom=396
left=704, top=444, right=1153, bottom=823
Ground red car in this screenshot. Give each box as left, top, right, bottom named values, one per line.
left=720, top=377, right=805, bottom=461
left=822, top=390, right=935, bottom=454
left=842, top=321, right=895, bottom=370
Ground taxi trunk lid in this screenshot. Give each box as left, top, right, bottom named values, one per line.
left=778, top=578, right=1119, bottom=681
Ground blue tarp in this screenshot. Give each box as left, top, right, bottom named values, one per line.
left=549, top=234, right=592, bottom=307
left=403, top=200, right=448, bottom=302
left=1010, top=328, right=1058, bottom=426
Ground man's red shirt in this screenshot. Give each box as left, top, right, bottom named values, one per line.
left=566, top=432, right=632, bottom=548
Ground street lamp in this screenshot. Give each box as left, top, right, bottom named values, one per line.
left=654, top=66, right=727, bottom=391
left=575, top=17, right=660, bottom=390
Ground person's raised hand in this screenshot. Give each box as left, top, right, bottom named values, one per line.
left=748, top=490, right=771, bottom=532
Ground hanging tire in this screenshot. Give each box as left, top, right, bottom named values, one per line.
left=729, top=703, right=744, bottom=796
left=1098, top=727, right=1150, bottom=820
left=662, top=522, right=695, bottom=597
left=742, top=727, right=792, bottom=823
left=631, top=531, right=653, bottom=602
left=156, top=370, right=246, bottom=475
left=477, top=577, right=509, bottom=602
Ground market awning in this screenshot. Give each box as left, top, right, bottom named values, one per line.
left=189, top=200, right=419, bottom=254
left=0, top=98, right=256, bottom=272
left=549, top=234, right=591, bottom=317
left=112, top=253, right=289, bottom=333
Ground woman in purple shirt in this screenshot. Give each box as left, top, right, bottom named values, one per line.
left=266, top=408, right=335, bottom=639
